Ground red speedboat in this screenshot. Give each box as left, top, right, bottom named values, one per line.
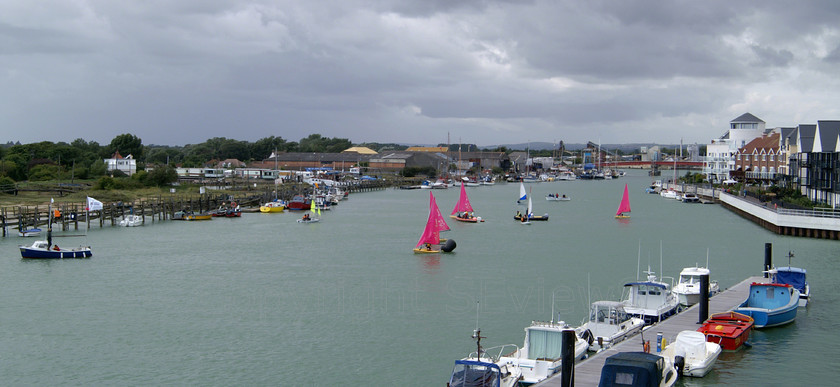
left=697, top=311, right=754, bottom=351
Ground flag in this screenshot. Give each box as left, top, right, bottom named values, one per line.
left=87, top=196, right=103, bottom=211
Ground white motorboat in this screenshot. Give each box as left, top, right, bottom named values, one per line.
left=578, top=301, right=645, bottom=352
left=499, top=320, right=588, bottom=385
left=447, top=329, right=522, bottom=387
left=660, top=330, right=721, bottom=377
left=545, top=193, right=571, bottom=201
left=119, top=214, right=143, bottom=227
left=673, top=266, right=720, bottom=306
left=680, top=193, right=700, bottom=203
left=660, top=189, right=679, bottom=199
left=621, top=269, right=680, bottom=325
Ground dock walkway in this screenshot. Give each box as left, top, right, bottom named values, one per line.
left=536, top=275, right=766, bottom=386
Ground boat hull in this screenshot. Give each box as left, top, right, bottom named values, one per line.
left=697, top=312, right=753, bottom=351
left=514, top=215, right=548, bottom=221
left=734, top=283, right=799, bottom=328
left=259, top=206, right=284, bottom=213
left=20, top=247, right=92, bottom=259
left=185, top=214, right=212, bottom=221
left=296, top=219, right=320, bottom=224
left=450, top=215, right=484, bottom=223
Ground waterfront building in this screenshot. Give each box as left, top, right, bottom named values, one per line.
left=704, top=113, right=767, bottom=182
left=104, top=151, right=137, bottom=176
left=788, top=121, right=840, bottom=208
left=733, top=133, right=783, bottom=183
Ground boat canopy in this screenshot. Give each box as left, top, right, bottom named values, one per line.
left=599, top=352, right=664, bottom=387
left=448, top=359, right=501, bottom=387
left=623, top=282, right=666, bottom=289
left=526, top=328, right=563, bottom=360
left=773, top=267, right=807, bottom=293
left=673, top=331, right=707, bottom=360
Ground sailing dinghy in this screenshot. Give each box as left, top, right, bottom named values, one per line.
left=451, top=183, right=484, bottom=222
left=615, top=184, right=631, bottom=218
left=415, top=192, right=456, bottom=253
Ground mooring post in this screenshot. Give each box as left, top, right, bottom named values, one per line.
left=561, top=329, right=575, bottom=387
left=698, top=274, right=710, bottom=324
left=764, top=242, right=772, bottom=278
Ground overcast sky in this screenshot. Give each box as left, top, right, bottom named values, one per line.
left=4, top=1, right=840, bottom=147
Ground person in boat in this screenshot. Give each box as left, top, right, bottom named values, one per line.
left=52, top=245, right=60, bottom=251
left=516, top=210, right=521, bottom=219
left=302, top=213, right=310, bottom=221
left=562, top=194, right=567, bottom=198
left=425, top=243, right=432, bottom=251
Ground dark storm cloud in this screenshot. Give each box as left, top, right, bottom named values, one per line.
left=3, top=0, right=840, bottom=146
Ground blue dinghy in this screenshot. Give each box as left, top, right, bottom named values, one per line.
left=734, top=282, right=799, bottom=328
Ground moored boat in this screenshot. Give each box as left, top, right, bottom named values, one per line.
left=578, top=301, right=645, bottom=352
left=184, top=213, right=212, bottom=221
left=447, top=329, right=522, bottom=387
left=673, top=266, right=720, bottom=306
left=696, top=311, right=753, bottom=351
left=621, top=269, right=679, bottom=325
left=285, top=195, right=311, bottom=211
left=769, top=251, right=810, bottom=307
left=660, top=330, right=721, bottom=377
left=498, top=320, right=588, bottom=385
left=18, top=227, right=42, bottom=237
left=734, top=282, right=799, bottom=328
left=598, top=352, right=678, bottom=387
left=119, top=214, right=143, bottom=227
left=259, top=200, right=285, bottom=213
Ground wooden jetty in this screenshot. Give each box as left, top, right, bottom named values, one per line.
left=536, top=275, right=766, bottom=386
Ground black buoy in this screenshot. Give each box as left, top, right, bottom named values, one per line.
left=764, top=243, right=772, bottom=278
left=561, top=329, right=575, bottom=387
left=441, top=239, right=457, bottom=252
left=698, top=274, right=709, bottom=324
left=674, top=355, right=685, bottom=377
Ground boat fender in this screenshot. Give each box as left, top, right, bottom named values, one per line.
left=441, top=239, right=457, bottom=253
left=643, top=340, right=650, bottom=353
left=674, top=355, right=685, bottom=376
left=580, top=329, right=594, bottom=346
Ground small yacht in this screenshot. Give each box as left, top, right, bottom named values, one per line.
left=768, top=251, right=810, bottom=307
left=672, top=266, right=720, bottom=306
left=659, top=189, right=679, bottom=199
left=447, top=329, right=522, bottom=387
left=499, top=320, right=588, bottom=385
left=621, top=269, right=680, bottom=325
left=578, top=301, right=645, bottom=352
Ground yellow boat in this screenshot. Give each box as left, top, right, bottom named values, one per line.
left=260, top=201, right=285, bottom=213
left=413, top=247, right=441, bottom=254
left=185, top=213, right=212, bottom=221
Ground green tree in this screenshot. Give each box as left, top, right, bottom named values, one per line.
left=144, top=165, right=178, bottom=187
left=108, top=134, right=144, bottom=160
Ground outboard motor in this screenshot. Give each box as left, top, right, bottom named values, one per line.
left=441, top=239, right=457, bottom=252
left=674, top=355, right=685, bottom=377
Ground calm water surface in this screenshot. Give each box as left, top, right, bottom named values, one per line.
left=1, top=170, right=838, bottom=386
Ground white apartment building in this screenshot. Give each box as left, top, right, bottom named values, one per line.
left=704, top=113, right=766, bottom=182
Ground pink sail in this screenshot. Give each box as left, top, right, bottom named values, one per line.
left=616, top=183, right=631, bottom=216
left=417, top=192, right=450, bottom=247
left=451, top=182, right=475, bottom=215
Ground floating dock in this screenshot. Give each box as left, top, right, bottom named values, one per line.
left=536, top=275, right=766, bottom=386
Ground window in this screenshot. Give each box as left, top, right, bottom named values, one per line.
left=745, top=155, right=750, bottom=162
left=770, top=155, right=774, bottom=161
left=762, top=155, right=766, bottom=161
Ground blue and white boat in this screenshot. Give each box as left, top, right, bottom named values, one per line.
left=734, top=282, right=799, bottom=328
left=19, top=239, right=92, bottom=259
left=621, top=269, right=680, bottom=326
left=771, top=267, right=809, bottom=307
left=18, top=227, right=42, bottom=237
left=447, top=329, right=522, bottom=387
left=768, top=251, right=810, bottom=307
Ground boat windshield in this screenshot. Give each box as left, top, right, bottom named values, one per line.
left=590, top=304, right=628, bottom=324
left=448, top=360, right=501, bottom=387
left=679, top=275, right=698, bottom=285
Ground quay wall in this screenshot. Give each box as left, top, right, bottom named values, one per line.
left=719, top=192, right=840, bottom=239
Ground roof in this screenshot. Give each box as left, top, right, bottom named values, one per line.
left=731, top=112, right=765, bottom=123
left=405, top=146, right=448, bottom=152
left=796, top=124, right=817, bottom=153
left=816, top=120, right=840, bottom=152
left=736, top=133, right=780, bottom=154
left=342, top=146, right=378, bottom=155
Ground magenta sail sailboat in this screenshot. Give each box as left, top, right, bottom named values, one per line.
left=415, top=192, right=456, bottom=253
left=615, top=183, right=631, bottom=218
left=451, top=183, right=484, bottom=222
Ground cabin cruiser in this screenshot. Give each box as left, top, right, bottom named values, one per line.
left=672, top=266, right=720, bottom=306
left=621, top=270, right=679, bottom=325
left=499, top=320, right=588, bottom=385
left=447, top=330, right=522, bottom=387
left=579, top=301, right=645, bottom=352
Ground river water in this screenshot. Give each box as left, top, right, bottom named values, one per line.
left=1, top=170, right=837, bottom=386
